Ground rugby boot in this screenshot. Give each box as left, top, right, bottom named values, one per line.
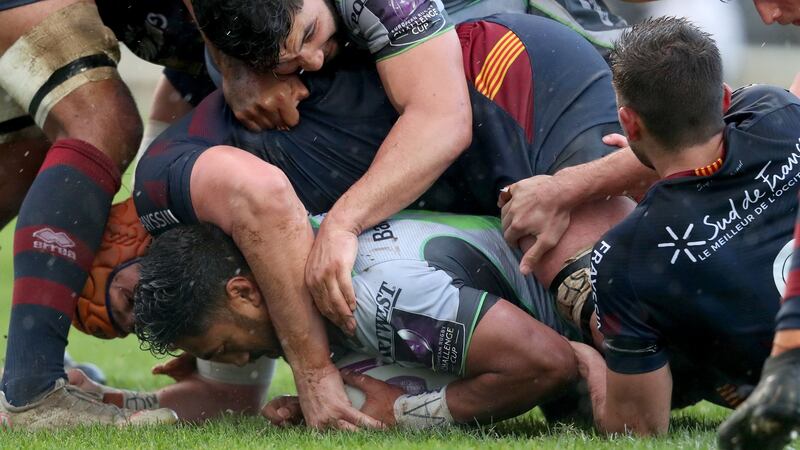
left=718, top=348, right=800, bottom=450
left=0, top=378, right=177, bottom=430
left=550, top=247, right=594, bottom=337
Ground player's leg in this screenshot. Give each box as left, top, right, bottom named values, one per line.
left=446, top=298, right=578, bottom=423
left=0, top=93, right=49, bottom=228
left=0, top=0, right=160, bottom=424
left=718, top=205, right=800, bottom=450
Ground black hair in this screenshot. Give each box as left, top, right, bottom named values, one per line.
left=191, top=0, right=303, bottom=71
left=134, top=223, right=250, bottom=356
left=610, top=16, right=724, bottom=149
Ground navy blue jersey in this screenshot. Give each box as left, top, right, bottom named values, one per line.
left=135, top=15, right=619, bottom=234
left=592, top=85, right=800, bottom=408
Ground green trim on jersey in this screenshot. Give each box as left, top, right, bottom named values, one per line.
left=527, top=1, right=615, bottom=49
left=374, top=26, right=455, bottom=63
left=394, top=211, right=501, bottom=230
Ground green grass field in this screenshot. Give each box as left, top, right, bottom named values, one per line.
left=0, top=176, right=729, bottom=449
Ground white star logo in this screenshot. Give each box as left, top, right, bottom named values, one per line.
left=657, top=224, right=706, bottom=264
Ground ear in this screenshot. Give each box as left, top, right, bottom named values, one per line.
left=722, top=83, right=732, bottom=113
left=618, top=106, right=641, bottom=142
left=225, top=276, right=264, bottom=310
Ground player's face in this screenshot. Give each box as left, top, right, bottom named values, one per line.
left=753, top=0, right=800, bottom=25
left=274, top=0, right=340, bottom=74
left=176, top=310, right=283, bottom=366
left=107, top=262, right=141, bottom=333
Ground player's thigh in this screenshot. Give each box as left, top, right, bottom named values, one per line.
left=0, top=0, right=140, bottom=165
left=0, top=0, right=87, bottom=52
left=465, top=298, right=576, bottom=380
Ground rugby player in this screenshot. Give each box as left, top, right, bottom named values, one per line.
left=576, top=17, right=800, bottom=436
left=0, top=0, right=189, bottom=427
left=136, top=14, right=635, bottom=370
left=716, top=76, right=800, bottom=450
left=131, top=214, right=600, bottom=428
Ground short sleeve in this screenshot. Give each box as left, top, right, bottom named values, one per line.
left=339, top=0, right=453, bottom=61
left=591, top=234, right=669, bottom=374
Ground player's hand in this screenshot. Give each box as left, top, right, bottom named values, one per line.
left=305, top=224, right=358, bottom=335
left=500, top=176, right=575, bottom=275
left=222, top=68, right=309, bottom=131
left=67, top=368, right=104, bottom=395
left=152, top=353, right=197, bottom=382
left=295, top=363, right=384, bottom=430
left=601, top=133, right=629, bottom=149
left=341, top=370, right=404, bottom=426
left=262, top=395, right=304, bottom=427
left=569, top=341, right=607, bottom=419
left=718, top=349, right=800, bottom=450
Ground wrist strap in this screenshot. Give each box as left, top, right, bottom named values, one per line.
left=393, top=386, right=454, bottom=429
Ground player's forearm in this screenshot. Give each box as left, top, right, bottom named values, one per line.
left=156, top=378, right=266, bottom=422
left=324, top=107, right=470, bottom=233
left=553, top=148, right=657, bottom=207
left=230, top=203, right=333, bottom=372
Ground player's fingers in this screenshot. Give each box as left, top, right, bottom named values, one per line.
left=341, top=406, right=384, bottom=430
left=339, top=267, right=358, bottom=314
left=335, top=419, right=361, bottom=432
left=602, top=133, right=629, bottom=149
left=280, top=99, right=302, bottom=128
left=520, top=234, right=555, bottom=275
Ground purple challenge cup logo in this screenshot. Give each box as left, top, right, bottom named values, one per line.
left=396, top=328, right=433, bottom=362
left=389, top=0, right=418, bottom=16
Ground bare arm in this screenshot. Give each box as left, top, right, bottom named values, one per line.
left=190, top=146, right=380, bottom=429
left=595, top=364, right=672, bottom=436
left=306, top=31, right=472, bottom=332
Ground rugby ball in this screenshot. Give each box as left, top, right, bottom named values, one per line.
left=335, top=353, right=457, bottom=409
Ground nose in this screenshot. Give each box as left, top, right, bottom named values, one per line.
left=300, top=48, right=325, bottom=72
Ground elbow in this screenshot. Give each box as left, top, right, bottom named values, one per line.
left=212, top=147, right=300, bottom=226
left=432, top=106, right=472, bottom=164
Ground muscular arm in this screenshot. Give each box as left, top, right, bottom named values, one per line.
left=189, top=146, right=377, bottom=429
left=593, top=365, right=672, bottom=436
left=323, top=31, right=471, bottom=234
left=307, top=32, right=471, bottom=330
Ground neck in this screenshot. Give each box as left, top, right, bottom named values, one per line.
left=649, top=132, right=725, bottom=178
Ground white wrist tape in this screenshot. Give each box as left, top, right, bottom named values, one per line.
left=393, top=386, right=454, bottom=429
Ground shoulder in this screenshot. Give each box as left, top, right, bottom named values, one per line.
left=337, top=0, right=452, bottom=59
left=726, top=84, right=800, bottom=134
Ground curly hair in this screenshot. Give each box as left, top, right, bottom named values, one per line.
left=134, top=224, right=250, bottom=356
left=192, top=0, right=303, bottom=71
left=610, top=16, right=723, bottom=149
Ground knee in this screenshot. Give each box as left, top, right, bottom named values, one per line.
left=56, top=79, right=143, bottom=169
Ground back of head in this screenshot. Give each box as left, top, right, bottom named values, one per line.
left=191, top=0, right=302, bottom=71
left=610, top=16, right=724, bottom=149
left=134, top=223, right=250, bottom=355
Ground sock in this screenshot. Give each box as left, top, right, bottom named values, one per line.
left=2, top=139, right=120, bottom=406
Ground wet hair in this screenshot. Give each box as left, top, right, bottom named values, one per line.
left=134, top=224, right=251, bottom=356
left=191, top=0, right=303, bottom=71
left=610, top=16, right=724, bottom=149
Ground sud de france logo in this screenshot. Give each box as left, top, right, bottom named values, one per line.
left=657, top=224, right=706, bottom=264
